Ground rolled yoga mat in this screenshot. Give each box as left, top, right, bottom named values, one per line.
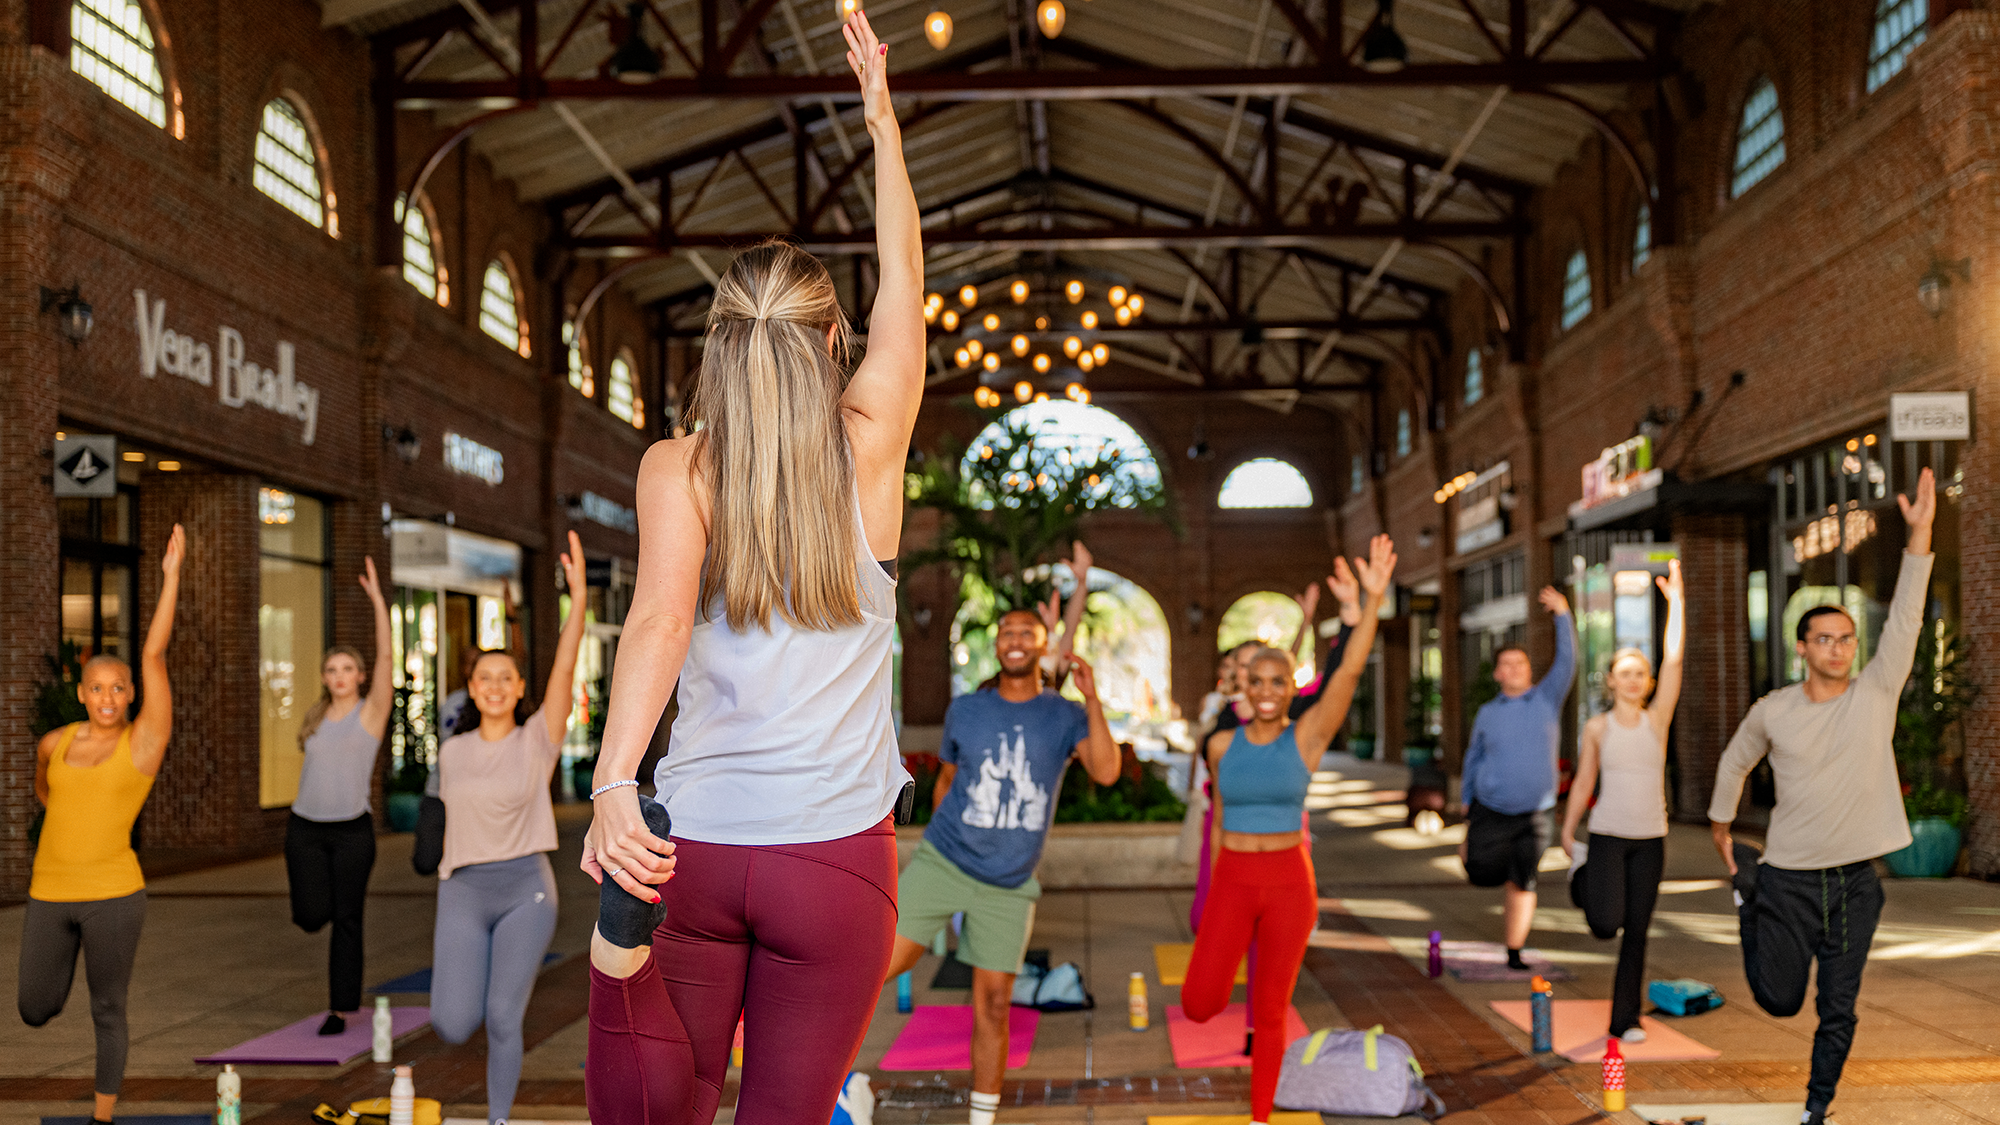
left=877, top=1005, right=1039, bottom=1071
left=1488, top=999, right=1720, bottom=1062
left=1163, top=1003, right=1307, bottom=1069
left=195, top=1007, right=430, bottom=1065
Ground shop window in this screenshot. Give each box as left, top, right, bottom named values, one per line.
left=71, top=0, right=169, bottom=130
left=1731, top=76, right=1786, bottom=198
left=1560, top=250, right=1592, bottom=330
left=259, top=487, right=329, bottom=809
left=1395, top=409, right=1412, bottom=458
left=564, top=318, right=595, bottom=397
left=1632, top=204, right=1651, bottom=271
left=1218, top=458, right=1313, bottom=509
left=253, top=97, right=332, bottom=233
left=60, top=489, right=140, bottom=666
left=607, top=350, right=643, bottom=427
left=962, top=401, right=1163, bottom=509
left=397, top=193, right=448, bottom=306
left=1464, top=349, right=1484, bottom=406
left=1867, top=0, right=1926, bottom=93
left=480, top=259, right=530, bottom=357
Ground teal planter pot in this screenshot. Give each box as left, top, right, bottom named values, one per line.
left=1349, top=737, right=1377, bottom=761
left=385, top=791, right=422, bottom=833
left=1885, top=817, right=1961, bottom=878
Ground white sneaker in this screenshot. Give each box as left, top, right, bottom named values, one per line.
left=1620, top=1027, right=1647, bottom=1044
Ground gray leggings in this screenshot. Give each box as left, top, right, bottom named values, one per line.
left=432, top=854, right=557, bottom=1124
left=18, top=890, right=148, bottom=1096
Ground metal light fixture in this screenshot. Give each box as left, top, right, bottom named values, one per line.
left=1036, top=0, right=1065, bottom=37
left=39, top=284, right=93, bottom=345
left=380, top=423, right=422, bottom=464
left=609, top=2, right=662, bottom=83
left=1362, top=0, right=1408, bottom=73
left=1917, top=257, right=1970, bottom=318
left=924, top=10, right=953, bottom=49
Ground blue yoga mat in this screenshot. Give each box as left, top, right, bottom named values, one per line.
left=373, top=951, right=563, bottom=994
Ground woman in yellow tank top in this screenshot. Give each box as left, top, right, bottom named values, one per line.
left=20, top=524, right=184, bottom=1125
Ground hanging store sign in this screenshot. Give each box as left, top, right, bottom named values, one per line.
left=1889, top=392, right=1971, bottom=442
left=1451, top=460, right=1511, bottom=555
left=1570, top=435, right=1661, bottom=517
left=53, top=434, right=119, bottom=498
left=443, top=432, right=505, bottom=485
left=579, top=490, right=638, bottom=534
left=133, top=290, right=320, bottom=445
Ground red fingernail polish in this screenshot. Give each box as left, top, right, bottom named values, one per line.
left=880, top=45, right=888, bottom=54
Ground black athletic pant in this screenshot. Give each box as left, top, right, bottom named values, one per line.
left=19, top=889, right=147, bottom=1096
left=1579, top=833, right=1664, bottom=1036
left=284, top=812, right=377, bottom=1012
left=1739, top=857, right=1883, bottom=1116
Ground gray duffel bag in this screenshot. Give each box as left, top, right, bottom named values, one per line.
left=1273, top=1025, right=1445, bottom=1119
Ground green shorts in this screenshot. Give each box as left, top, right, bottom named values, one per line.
left=896, top=839, right=1041, bottom=975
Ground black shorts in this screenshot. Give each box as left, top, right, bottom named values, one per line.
left=1464, top=802, right=1553, bottom=890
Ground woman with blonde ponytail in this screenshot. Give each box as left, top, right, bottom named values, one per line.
left=580, top=11, right=926, bottom=1125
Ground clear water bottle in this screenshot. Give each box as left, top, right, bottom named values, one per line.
left=372, top=996, right=393, bottom=1063
left=389, top=1065, right=415, bottom=1125
left=215, top=1064, right=241, bottom=1125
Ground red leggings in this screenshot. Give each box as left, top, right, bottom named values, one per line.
left=1182, top=847, right=1317, bottom=1122
left=585, top=818, right=898, bottom=1125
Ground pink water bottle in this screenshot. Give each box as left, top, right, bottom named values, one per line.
left=1427, top=931, right=1443, bottom=979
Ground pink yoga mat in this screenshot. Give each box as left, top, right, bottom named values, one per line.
left=196, top=1007, right=430, bottom=1065
left=877, top=1005, right=1038, bottom=1071
left=1489, top=999, right=1719, bottom=1063
left=1164, top=1002, right=1308, bottom=1068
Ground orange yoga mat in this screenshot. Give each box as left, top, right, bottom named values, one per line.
left=1164, top=1002, right=1309, bottom=1068
left=1488, top=999, right=1720, bottom=1063
left=1153, top=942, right=1246, bottom=987
left=1146, top=1115, right=1321, bottom=1125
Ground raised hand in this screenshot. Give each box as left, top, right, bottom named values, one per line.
left=1897, top=466, right=1937, bottom=533
left=560, top=529, right=588, bottom=601
left=1070, top=653, right=1099, bottom=701
left=842, top=10, right=894, bottom=133
left=1069, top=539, right=1093, bottom=577
left=359, top=556, right=386, bottom=605
left=1351, top=534, right=1398, bottom=599
left=1655, top=557, right=1683, bottom=602
left=1325, top=556, right=1360, bottom=608
left=160, top=523, right=186, bottom=578
left=1038, top=591, right=1061, bottom=635
left=1538, top=586, right=1571, bottom=617
left=1295, top=582, right=1321, bottom=621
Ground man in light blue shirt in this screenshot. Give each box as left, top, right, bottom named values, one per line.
left=1458, top=587, right=1576, bottom=970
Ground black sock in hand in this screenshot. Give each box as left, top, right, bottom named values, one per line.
left=597, top=796, right=673, bottom=949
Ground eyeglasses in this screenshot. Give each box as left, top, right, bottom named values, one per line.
left=1805, top=635, right=1858, bottom=651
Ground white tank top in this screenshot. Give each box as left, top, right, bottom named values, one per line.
left=653, top=486, right=909, bottom=845
left=1588, top=712, right=1668, bottom=840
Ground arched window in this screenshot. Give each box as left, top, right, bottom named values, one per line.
left=1868, top=0, right=1926, bottom=92
left=1218, top=458, right=1313, bottom=509
left=396, top=193, right=447, bottom=306
left=563, top=318, right=594, bottom=396
left=1395, top=409, right=1412, bottom=458
left=479, top=258, right=530, bottom=358
left=1560, top=250, right=1592, bottom=330
left=607, top=350, right=643, bottom=428
left=1633, top=204, right=1651, bottom=271
left=1732, top=76, right=1786, bottom=198
left=253, top=98, right=332, bottom=233
left=963, top=400, right=1162, bottom=508
left=70, top=0, right=168, bottom=130
left=1464, top=349, right=1485, bottom=406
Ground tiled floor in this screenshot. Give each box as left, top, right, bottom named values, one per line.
left=9, top=756, right=2000, bottom=1124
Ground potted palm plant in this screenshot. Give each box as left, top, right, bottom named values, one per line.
left=1885, top=623, right=1973, bottom=878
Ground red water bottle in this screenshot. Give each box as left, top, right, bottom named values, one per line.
left=1602, top=1036, right=1626, bottom=1112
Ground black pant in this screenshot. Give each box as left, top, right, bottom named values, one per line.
left=1740, top=857, right=1883, bottom=1116
left=284, top=812, right=376, bottom=1012
left=19, top=890, right=147, bottom=1096
left=1578, top=833, right=1664, bottom=1036
left=1464, top=802, right=1552, bottom=891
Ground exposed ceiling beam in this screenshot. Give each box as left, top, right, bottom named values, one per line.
left=655, top=315, right=1437, bottom=339
left=322, top=0, right=422, bottom=27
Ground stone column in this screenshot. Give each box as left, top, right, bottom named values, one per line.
left=1671, top=513, right=1751, bottom=822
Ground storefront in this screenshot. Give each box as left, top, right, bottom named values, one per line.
left=387, top=519, right=524, bottom=777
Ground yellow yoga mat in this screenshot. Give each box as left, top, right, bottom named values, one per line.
left=1153, top=942, right=1246, bottom=987
left=1147, top=1114, right=1320, bottom=1124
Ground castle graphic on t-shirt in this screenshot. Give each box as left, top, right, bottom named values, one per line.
left=959, top=726, right=1051, bottom=831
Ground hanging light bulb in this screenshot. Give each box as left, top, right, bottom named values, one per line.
left=1076, top=387, right=1091, bottom=404
left=955, top=347, right=972, bottom=367
left=959, top=284, right=979, bottom=307
left=924, top=10, right=953, bottom=49
left=1010, top=279, right=1030, bottom=304
left=1080, top=310, right=1099, bottom=330
left=1091, top=343, right=1108, bottom=363
left=941, top=309, right=959, bottom=331
left=983, top=352, right=1002, bottom=372
left=1034, top=315, right=1049, bottom=330
left=1114, top=305, right=1132, bottom=325
left=1065, top=382, right=1083, bottom=401
left=924, top=304, right=939, bottom=324
left=1066, top=279, right=1084, bottom=303
left=1125, top=292, right=1144, bottom=316
left=1011, top=334, right=1030, bottom=356
left=966, top=338, right=984, bottom=359
left=841, top=0, right=861, bottom=15
left=1078, top=351, right=1095, bottom=371
left=1014, top=380, right=1033, bottom=402
left=982, top=312, right=1001, bottom=332
left=1108, top=285, right=1128, bottom=305
left=1034, top=391, right=1050, bottom=402
left=926, top=291, right=943, bottom=311
left=1362, top=0, right=1409, bottom=73
left=1063, top=336, right=1082, bottom=357
left=1033, top=353, right=1052, bottom=373
left=1036, top=0, right=1065, bottom=37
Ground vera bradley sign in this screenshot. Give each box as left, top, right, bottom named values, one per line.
left=133, top=290, right=322, bottom=445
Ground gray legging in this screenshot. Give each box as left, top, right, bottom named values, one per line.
left=18, top=890, right=148, bottom=1095
left=431, top=853, right=558, bottom=1124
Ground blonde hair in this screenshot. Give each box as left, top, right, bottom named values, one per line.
left=1603, top=646, right=1654, bottom=704
left=693, top=241, right=861, bottom=633
left=299, top=645, right=367, bottom=747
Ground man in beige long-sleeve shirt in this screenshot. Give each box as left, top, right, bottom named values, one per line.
left=1709, top=467, right=1936, bottom=1125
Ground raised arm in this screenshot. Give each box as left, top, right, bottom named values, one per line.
left=130, top=523, right=185, bottom=777
left=1069, top=656, right=1121, bottom=785
left=1529, top=588, right=1577, bottom=706
left=358, top=557, right=396, bottom=739
left=1296, top=537, right=1397, bottom=764
left=584, top=442, right=709, bottom=902
left=837, top=12, right=925, bottom=465
left=540, top=530, right=591, bottom=745
left=1058, top=540, right=1092, bottom=659
left=1862, top=467, right=1937, bottom=696
left=1286, top=582, right=1320, bottom=662
left=1647, top=559, right=1685, bottom=735
left=1560, top=717, right=1603, bottom=858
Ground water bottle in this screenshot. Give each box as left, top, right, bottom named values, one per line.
left=1426, top=931, right=1443, bottom=979
left=895, top=971, right=913, bottom=1014
left=372, top=996, right=394, bottom=1063
left=215, top=1064, right=241, bottom=1125
left=389, top=1065, right=415, bottom=1125
left=1601, top=1036, right=1626, bottom=1112
left=1127, top=972, right=1149, bottom=1031
left=1529, top=976, right=1553, bottom=1053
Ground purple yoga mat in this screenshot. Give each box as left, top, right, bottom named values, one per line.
left=1440, top=941, right=1575, bottom=983
left=877, top=1005, right=1038, bottom=1071
left=196, top=1007, right=430, bottom=1065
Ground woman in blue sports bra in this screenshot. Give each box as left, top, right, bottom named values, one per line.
left=1182, top=535, right=1397, bottom=1125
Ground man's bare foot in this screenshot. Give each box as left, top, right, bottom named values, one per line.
left=590, top=925, right=651, bottom=979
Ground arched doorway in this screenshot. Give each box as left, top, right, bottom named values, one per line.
left=1217, top=591, right=1317, bottom=685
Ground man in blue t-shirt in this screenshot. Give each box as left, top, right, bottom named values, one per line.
left=884, top=608, right=1120, bottom=1125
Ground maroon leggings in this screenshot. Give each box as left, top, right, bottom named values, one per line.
left=586, top=818, right=898, bottom=1125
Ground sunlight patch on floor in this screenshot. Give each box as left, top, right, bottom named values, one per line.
left=1660, top=879, right=1727, bottom=893
left=1329, top=898, right=1434, bottom=921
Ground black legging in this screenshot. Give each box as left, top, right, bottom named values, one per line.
left=19, top=889, right=148, bottom=1096
left=1580, top=832, right=1664, bottom=1036
left=284, top=812, right=377, bottom=1012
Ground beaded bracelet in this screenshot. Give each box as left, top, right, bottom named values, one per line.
left=589, top=779, right=640, bottom=800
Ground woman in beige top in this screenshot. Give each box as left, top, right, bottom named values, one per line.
left=427, top=530, right=588, bottom=1125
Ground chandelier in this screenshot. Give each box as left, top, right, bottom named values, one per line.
left=926, top=274, right=1141, bottom=408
